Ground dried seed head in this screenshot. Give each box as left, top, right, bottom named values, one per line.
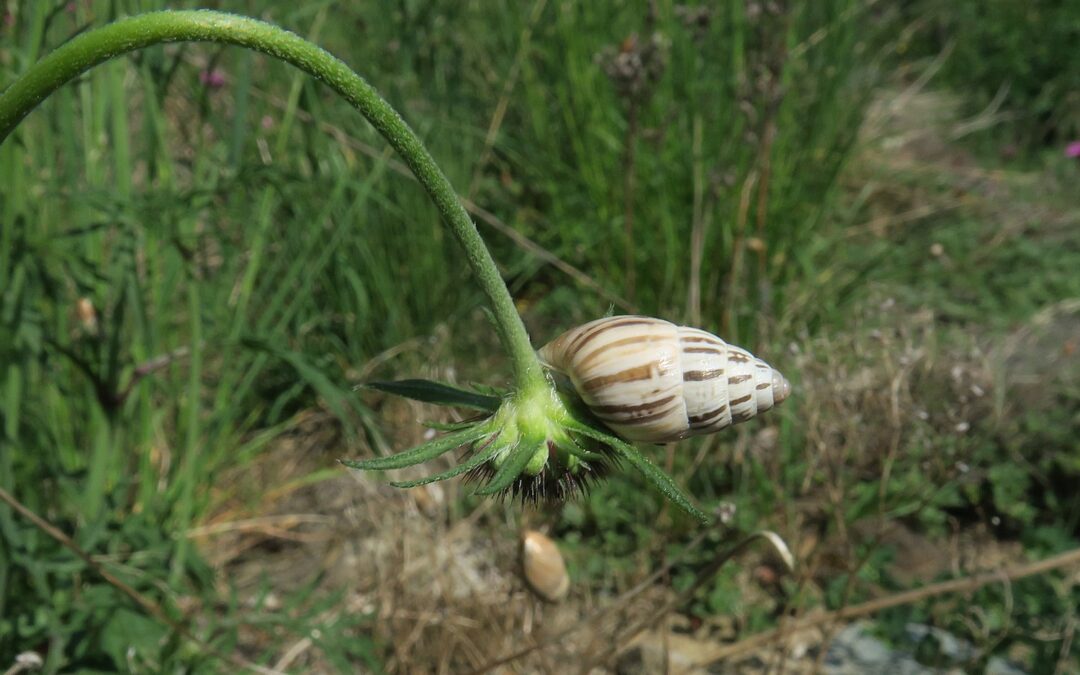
left=596, top=28, right=669, bottom=105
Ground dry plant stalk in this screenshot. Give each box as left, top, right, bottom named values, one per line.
left=685, top=546, right=1080, bottom=671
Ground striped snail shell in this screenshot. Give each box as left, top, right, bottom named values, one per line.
left=538, top=316, right=791, bottom=443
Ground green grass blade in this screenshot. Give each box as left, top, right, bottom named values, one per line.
left=229, top=50, right=253, bottom=168
left=340, top=423, right=489, bottom=471
left=389, top=434, right=502, bottom=488
left=364, top=379, right=501, bottom=412
left=421, top=419, right=484, bottom=432
left=170, top=282, right=204, bottom=586
left=240, top=337, right=363, bottom=437
left=474, top=437, right=543, bottom=496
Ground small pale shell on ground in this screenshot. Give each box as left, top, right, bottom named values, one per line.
left=76, top=297, right=97, bottom=332
left=521, top=530, right=569, bottom=602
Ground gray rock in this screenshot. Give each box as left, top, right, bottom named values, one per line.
left=823, top=621, right=1028, bottom=675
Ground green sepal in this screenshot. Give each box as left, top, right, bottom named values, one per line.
left=421, top=419, right=483, bottom=432
left=565, top=420, right=711, bottom=525
left=340, top=423, right=489, bottom=471
left=551, top=436, right=606, bottom=463
left=362, top=379, right=501, bottom=412
left=465, top=382, right=510, bottom=398
left=474, top=437, right=544, bottom=496
left=389, top=434, right=502, bottom=488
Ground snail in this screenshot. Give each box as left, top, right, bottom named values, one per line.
left=538, top=316, right=791, bottom=443
left=521, top=530, right=570, bottom=602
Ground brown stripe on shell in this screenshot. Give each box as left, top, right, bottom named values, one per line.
left=728, top=374, right=752, bottom=385
left=612, top=399, right=684, bottom=426
left=731, top=410, right=754, bottom=423
left=683, top=368, right=724, bottom=381
left=581, top=362, right=657, bottom=393
left=730, top=393, right=752, bottom=406
left=686, top=401, right=730, bottom=423
left=684, top=346, right=724, bottom=355
left=566, top=317, right=657, bottom=355
left=578, top=334, right=664, bottom=368
left=679, top=335, right=724, bottom=345
left=688, top=404, right=727, bottom=426
left=755, top=382, right=770, bottom=390
left=728, top=352, right=750, bottom=363
left=590, top=393, right=677, bottom=416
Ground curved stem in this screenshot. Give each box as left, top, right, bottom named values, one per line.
left=0, top=9, right=546, bottom=393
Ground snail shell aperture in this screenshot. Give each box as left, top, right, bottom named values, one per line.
left=538, top=316, right=791, bottom=443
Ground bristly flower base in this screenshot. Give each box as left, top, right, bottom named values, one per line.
left=340, top=378, right=711, bottom=524
left=463, top=439, right=618, bottom=505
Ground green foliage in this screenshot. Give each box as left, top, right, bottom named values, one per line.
left=909, top=0, right=1080, bottom=150
left=1, top=0, right=1077, bottom=671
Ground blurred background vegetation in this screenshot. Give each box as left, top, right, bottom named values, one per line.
left=1, top=0, right=1077, bottom=672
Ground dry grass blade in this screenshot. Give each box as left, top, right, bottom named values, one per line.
left=580, top=530, right=795, bottom=672
left=461, top=198, right=638, bottom=312
left=464, top=527, right=709, bottom=674
left=185, top=513, right=335, bottom=538
left=789, top=0, right=883, bottom=59
left=683, top=546, right=1080, bottom=671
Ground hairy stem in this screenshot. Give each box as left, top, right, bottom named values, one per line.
left=0, top=9, right=545, bottom=392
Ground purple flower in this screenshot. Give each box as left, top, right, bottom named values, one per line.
left=1066, top=141, right=1080, bottom=159
left=199, top=68, right=227, bottom=89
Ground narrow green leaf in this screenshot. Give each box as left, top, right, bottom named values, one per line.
left=390, top=434, right=502, bottom=488
left=562, top=419, right=622, bottom=446
left=616, top=442, right=711, bottom=525
left=241, top=337, right=361, bottom=436
left=466, top=382, right=510, bottom=398
left=421, top=419, right=483, bottom=432
left=340, top=424, right=489, bottom=471
left=363, top=379, right=501, bottom=412
left=552, top=436, right=606, bottom=462
left=565, top=420, right=711, bottom=525
left=474, top=438, right=544, bottom=496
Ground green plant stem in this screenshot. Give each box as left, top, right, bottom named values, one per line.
left=0, top=9, right=546, bottom=393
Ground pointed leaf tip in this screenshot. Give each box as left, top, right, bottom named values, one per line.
left=389, top=440, right=501, bottom=488
left=340, top=423, right=489, bottom=471
left=564, top=420, right=710, bottom=525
